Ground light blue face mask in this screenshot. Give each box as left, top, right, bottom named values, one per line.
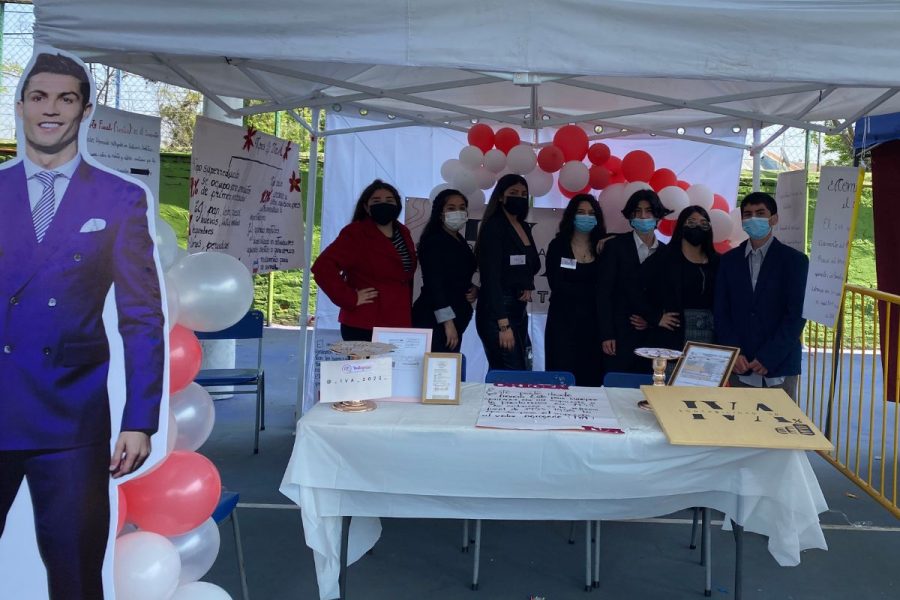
left=742, top=217, right=772, bottom=240
left=574, top=215, right=597, bottom=233
left=630, top=218, right=657, bottom=234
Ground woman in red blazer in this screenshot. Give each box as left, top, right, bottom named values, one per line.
left=312, top=179, right=417, bottom=341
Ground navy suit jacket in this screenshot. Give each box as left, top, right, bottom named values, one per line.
left=714, top=237, right=808, bottom=377
left=0, top=159, right=165, bottom=450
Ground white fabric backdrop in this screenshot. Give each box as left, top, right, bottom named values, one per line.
left=316, top=114, right=744, bottom=383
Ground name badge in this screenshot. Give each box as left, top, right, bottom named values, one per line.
left=561, top=258, right=577, bottom=270
left=510, top=254, right=526, bottom=266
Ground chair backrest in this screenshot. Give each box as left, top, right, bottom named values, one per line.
left=485, top=369, right=576, bottom=387
left=603, top=371, right=653, bottom=389
left=195, top=310, right=264, bottom=341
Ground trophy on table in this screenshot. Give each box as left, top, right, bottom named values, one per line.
left=633, top=347, right=682, bottom=410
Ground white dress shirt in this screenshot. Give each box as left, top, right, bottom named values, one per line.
left=23, top=154, right=81, bottom=214
left=632, top=230, right=659, bottom=264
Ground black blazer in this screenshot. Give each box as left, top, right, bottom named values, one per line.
left=642, top=244, right=719, bottom=350
left=476, top=213, right=540, bottom=322
left=412, top=228, right=477, bottom=326
left=597, top=233, right=662, bottom=348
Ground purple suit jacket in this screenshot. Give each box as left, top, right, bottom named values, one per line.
left=0, top=159, right=165, bottom=450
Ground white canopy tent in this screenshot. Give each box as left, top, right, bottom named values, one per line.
left=32, top=0, right=900, bottom=411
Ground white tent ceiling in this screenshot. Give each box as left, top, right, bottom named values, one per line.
left=34, top=0, right=900, bottom=149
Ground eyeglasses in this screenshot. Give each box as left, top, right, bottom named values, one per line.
left=684, top=221, right=711, bottom=230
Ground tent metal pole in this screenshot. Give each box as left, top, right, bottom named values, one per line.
left=752, top=123, right=762, bottom=192
left=296, top=107, right=322, bottom=420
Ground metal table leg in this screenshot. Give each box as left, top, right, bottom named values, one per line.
left=592, top=520, right=601, bottom=589
left=703, top=508, right=711, bottom=597
left=732, top=519, right=744, bottom=600
left=339, top=516, right=350, bottom=599
left=471, top=519, right=482, bottom=591
left=584, top=521, right=591, bottom=591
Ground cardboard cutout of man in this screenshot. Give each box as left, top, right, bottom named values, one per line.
left=0, top=52, right=166, bottom=599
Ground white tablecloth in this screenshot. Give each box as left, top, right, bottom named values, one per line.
left=280, top=384, right=828, bottom=600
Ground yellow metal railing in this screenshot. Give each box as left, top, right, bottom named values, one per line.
left=801, top=284, right=900, bottom=518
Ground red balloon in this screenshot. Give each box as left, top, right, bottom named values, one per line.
left=676, top=180, right=691, bottom=191
left=537, top=146, right=565, bottom=173
left=558, top=180, right=591, bottom=199
left=170, top=325, right=202, bottom=394
left=609, top=171, right=626, bottom=184
left=712, top=194, right=730, bottom=212
left=553, top=125, right=589, bottom=161
left=621, top=150, right=655, bottom=182
left=714, top=240, right=733, bottom=254
left=117, top=486, right=128, bottom=535
left=605, top=155, right=622, bottom=174
left=467, top=124, right=495, bottom=153
left=649, top=168, right=677, bottom=192
left=589, top=165, right=611, bottom=190
left=657, top=219, right=676, bottom=237
left=121, top=451, right=221, bottom=537
left=494, top=128, right=521, bottom=154
left=587, top=143, right=611, bottom=166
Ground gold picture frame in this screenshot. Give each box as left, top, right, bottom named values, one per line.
left=421, top=352, right=462, bottom=405
left=668, top=342, right=740, bottom=388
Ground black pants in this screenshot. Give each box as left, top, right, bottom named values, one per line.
left=476, top=296, right=531, bottom=371
left=340, top=324, right=373, bottom=342
left=0, top=443, right=109, bottom=600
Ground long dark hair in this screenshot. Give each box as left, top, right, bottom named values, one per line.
left=671, top=205, right=715, bottom=259
left=351, top=179, right=401, bottom=222
left=557, top=193, right=607, bottom=256
left=475, top=173, right=528, bottom=256
left=418, top=188, right=468, bottom=253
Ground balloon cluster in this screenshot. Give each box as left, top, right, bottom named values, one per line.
left=441, top=124, right=748, bottom=252
left=113, top=220, right=255, bottom=600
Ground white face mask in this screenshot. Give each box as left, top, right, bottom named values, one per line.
left=443, top=210, right=468, bottom=232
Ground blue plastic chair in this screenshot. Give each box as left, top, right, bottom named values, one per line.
left=212, top=491, right=250, bottom=600
left=195, top=310, right=265, bottom=454
left=602, top=371, right=653, bottom=389
left=467, top=369, right=579, bottom=590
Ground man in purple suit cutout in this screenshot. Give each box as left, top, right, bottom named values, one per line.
left=0, top=53, right=165, bottom=599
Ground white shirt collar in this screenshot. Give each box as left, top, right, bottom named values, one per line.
left=744, top=235, right=775, bottom=258
left=632, top=230, right=659, bottom=251
left=23, top=153, right=81, bottom=181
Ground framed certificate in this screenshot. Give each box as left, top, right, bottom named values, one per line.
left=668, top=342, right=740, bottom=388
left=421, top=352, right=462, bottom=405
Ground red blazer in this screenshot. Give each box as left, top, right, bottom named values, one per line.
left=312, top=219, right=417, bottom=329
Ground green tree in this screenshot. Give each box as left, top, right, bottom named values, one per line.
left=158, top=86, right=202, bottom=152
left=823, top=121, right=862, bottom=167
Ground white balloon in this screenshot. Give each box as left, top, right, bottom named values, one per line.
left=164, top=272, right=181, bottom=330
left=686, top=184, right=714, bottom=210
left=524, top=168, right=553, bottom=198
left=474, top=166, right=496, bottom=190
left=451, top=166, right=479, bottom=194
left=657, top=186, right=690, bottom=221
left=709, top=209, right=734, bottom=243
left=169, top=252, right=255, bottom=332
left=172, top=582, right=233, bottom=600
left=599, top=183, right=630, bottom=233
left=506, top=144, right=537, bottom=175
left=440, top=159, right=463, bottom=183
left=115, top=532, right=181, bottom=600
left=167, top=410, right=178, bottom=454
left=155, top=219, right=181, bottom=271
left=729, top=207, right=749, bottom=244
left=429, top=183, right=452, bottom=201
left=483, top=148, right=507, bottom=173
left=459, top=145, right=484, bottom=169
left=559, top=161, right=590, bottom=192
left=623, top=181, right=653, bottom=204
left=168, top=518, right=221, bottom=584
left=170, top=383, right=216, bottom=452
left=169, top=248, right=189, bottom=272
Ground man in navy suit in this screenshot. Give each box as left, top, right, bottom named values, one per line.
left=715, top=192, right=808, bottom=400
left=0, top=52, right=165, bottom=599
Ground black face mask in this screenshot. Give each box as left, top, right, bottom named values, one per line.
left=504, top=195, right=529, bottom=219
left=682, top=226, right=709, bottom=246
left=369, top=202, right=400, bottom=226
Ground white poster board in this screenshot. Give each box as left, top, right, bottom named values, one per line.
left=319, top=357, right=393, bottom=403
left=476, top=384, right=621, bottom=431
left=802, top=166, right=863, bottom=327
left=774, top=169, right=808, bottom=253
left=86, top=105, right=162, bottom=206
left=189, top=116, right=304, bottom=274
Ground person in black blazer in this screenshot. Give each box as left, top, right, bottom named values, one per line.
left=475, top=174, right=540, bottom=370
left=643, top=206, right=720, bottom=352
left=715, top=192, right=808, bottom=400
left=545, top=194, right=610, bottom=386
left=597, top=189, right=672, bottom=374
left=412, top=189, right=478, bottom=351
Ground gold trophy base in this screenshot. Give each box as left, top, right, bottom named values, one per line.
left=332, top=400, right=377, bottom=413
